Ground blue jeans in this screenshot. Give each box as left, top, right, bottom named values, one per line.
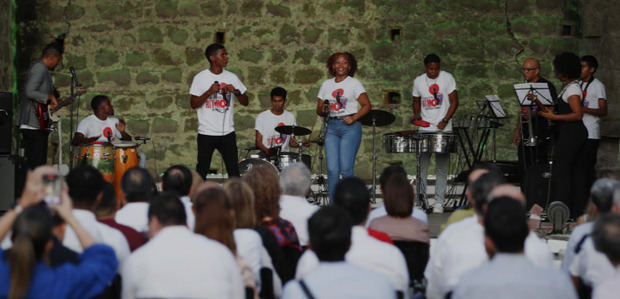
left=325, top=120, right=362, bottom=201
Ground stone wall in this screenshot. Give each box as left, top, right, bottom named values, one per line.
left=15, top=0, right=595, bottom=179
left=0, top=0, right=12, bottom=92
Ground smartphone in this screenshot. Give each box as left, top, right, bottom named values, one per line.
left=42, top=173, right=62, bottom=206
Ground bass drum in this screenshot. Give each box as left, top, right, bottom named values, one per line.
left=238, top=158, right=279, bottom=176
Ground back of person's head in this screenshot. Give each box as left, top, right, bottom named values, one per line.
left=424, top=53, right=441, bottom=65
left=223, top=178, right=256, bottom=228
left=553, top=52, right=581, bottom=79
left=333, top=176, right=370, bottom=225
left=484, top=197, right=528, bottom=254
left=162, top=165, right=193, bottom=197
left=280, top=163, right=311, bottom=197
left=204, top=43, right=225, bottom=63
left=94, top=182, right=117, bottom=217
left=308, top=206, right=352, bottom=262
left=90, top=95, right=108, bottom=112
left=66, top=165, right=105, bottom=208
left=590, top=178, right=620, bottom=215
left=41, top=44, right=61, bottom=58
left=193, top=187, right=237, bottom=254
left=148, top=192, right=186, bottom=227
left=592, top=214, right=620, bottom=265
left=271, top=86, right=287, bottom=98
left=468, top=163, right=503, bottom=185
left=243, top=164, right=281, bottom=222
left=10, top=203, right=53, bottom=298
left=121, top=167, right=155, bottom=203
left=384, top=173, right=414, bottom=217
left=472, top=172, right=506, bottom=214
left=581, top=55, right=598, bottom=72
left=379, top=165, right=407, bottom=191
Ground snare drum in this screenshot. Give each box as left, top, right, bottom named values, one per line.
left=419, top=133, right=457, bottom=153
left=238, top=158, right=279, bottom=176
left=77, top=144, right=115, bottom=183
left=277, top=152, right=312, bottom=171
left=113, top=141, right=139, bottom=206
left=384, top=131, right=420, bottom=153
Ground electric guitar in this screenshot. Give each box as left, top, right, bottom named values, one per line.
left=36, top=87, right=86, bottom=130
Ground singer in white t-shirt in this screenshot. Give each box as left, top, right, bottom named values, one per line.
left=316, top=52, right=371, bottom=202
left=72, top=95, right=131, bottom=145
left=411, top=54, right=459, bottom=213
left=579, top=55, right=608, bottom=204
left=190, top=43, right=249, bottom=179
left=255, top=87, right=305, bottom=156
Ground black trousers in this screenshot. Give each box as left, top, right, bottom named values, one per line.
left=551, top=125, right=587, bottom=218
left=21, top=129, right=49, bottom=169
left=579, top=139, right=599, bottom=203
left=196, top=132, right=240, bottom=179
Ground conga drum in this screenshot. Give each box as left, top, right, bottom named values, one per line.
left=113, top=141, right=139, bottom=208
left=77, top=143, right=115, bottom=183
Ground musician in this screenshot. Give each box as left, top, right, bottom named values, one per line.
left=579, top=55, right=607, bottom=202
left=316, top=52, right=371, bottom=201
left=72, top=95, right=131, bottom=145
left=411, top=53, right=459, bottom=213
left=539, top=52, right=588, bottom=218
left=17, top=43, right=62, bottom=169
left=512, top=58, right=558, bottom=208
left=189, top=43, right=248, bottom=179
left=255, top=87, right=304, bottom=156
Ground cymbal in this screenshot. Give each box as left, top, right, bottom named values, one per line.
left=275, top=125, right=312, bottom=136
left=360, top=109, right=395, bottom=127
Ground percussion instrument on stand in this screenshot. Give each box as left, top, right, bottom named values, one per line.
left=76, top=143, right=115, bottom=183
left=113, top=141, right=140, bottom=207
left=360, top=110, right=395, bottom=203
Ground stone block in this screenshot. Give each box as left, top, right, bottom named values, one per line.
left=296, top=109, right=318, bottom=128
left=528, top=38, right=550, bottom=56
left=54, top=74, right=71, bottom=88
left=239, top=48, right=264, bottom=63
left=279, top=24, right=300, bottom=45
left=302, top=28, right=323, bottom=44
left=113, top=98, right=134, bottom=112
left=345, top=0, right=365, bottom=13
left=162, top=68, right=183, bottom=83
left=305, top=87, right=320, bottom=103
left=235, top=26, right=252, bottom=37
left=127, top=119, right=150, bottom=136
left=175, top=94, right=193, bottom=112
left=95, top=49, right=119, bottom=67
left=150, top=96, right=173, bottom=110
left=511, top=17, right=537, bottom=36
left=153, top=48, right=178, bottom=65
left=316, top=49, right=332, bottom=64
left=65, top=54, right=86, bottom=70
left=152, top=117, right=178, bottom=134
left=294, top=68, right=324, bottom=84
left=155, top=0, right=178, bottom=18
left=115, top=20, right=133, bottom=30
left=235, top=114, right=256, bottom=131
left=96, top=3, right=124, bottom=19
left=302, top=3, right=316, bottom=17
left=185, top=47, right=204, bottom=66
left=125, top=52, right=149, bottom=67
left=536, top=0, right=563, bottom=10
left=184, top=117, right=198, bottom=132
left=136, top=72, right=159, bottom=85
left=371, top=40, right=394, bottom=61
left=240, top=0, right=263, bottom=16
left=294, top=48, right=314, bottom=64
left=86, top=24, right=111, bottom=33
left=97, top=69, right=131, bottom=86
left=266, top=3, right=291, bottom=17
left=270, top=67, right=289, bottom=85
left=288, top=90, right=302, bottom=105
left=139, top=26, right=164, bottom=43
left=200, top=2, right=223, bottom=16
left=65, top=4, right=85, bottom=20
left=78, top=71, right=95, bottom=87
left=497, top=84, right=516, bottom=100
left=169, top=28, right=189, bottom=45
left=179, top=1, right=201, bottom=17
left=328, top=29, right=350, bottom=46
left=247, top=67, right=266, bottom=85
left=257, top=90, right=271, bottom=108
left=270, top=49, right=288, bottom=63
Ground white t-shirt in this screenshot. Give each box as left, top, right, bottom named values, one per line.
left=76, top=114, right=122, bottom=143
left=317, top=76, right=366, bottom=117
left=559, top=81, right=582, bottom=104
left=189, top=69, right=247, bottom=136
left=580, top=78, right=607, bottom=139
left=255, top=110, right=297, bottom=151
left=412, top=70, right=457, bottom=133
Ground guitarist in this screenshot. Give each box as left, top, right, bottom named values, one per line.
left=72, top=95, right=131, bottom=145
left=17, top=44, right=62, bottom=169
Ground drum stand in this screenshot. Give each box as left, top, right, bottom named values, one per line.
left=369, top=116, right=378, bottom=203
left=413, top=134, right=429, bottom=211
left=312, top=115, right=329, bottom=206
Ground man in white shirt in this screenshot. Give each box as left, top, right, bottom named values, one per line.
left=453, top=197, right=577, bottom=299
left=162, top=164, right=196, bottom=230
left=579, top=55, right=608, bottom=205
left=121, top=192, right=244, bottom=299
left=279, top=162, right=318, bottom=247
left=115, top=168, right=156, bottom=233
left=295, top=177, right=409, bottom=295
left=189, top=43, right=249, bottom=179
left=283, top=206, right=395, bottom=299
left=255, top=87, right=303, bottom=156
left=411, top=54, right=459, bottom=213
left=72, top=95, right=131, bottom=145
left=65, top=165, right=130, bottom=264
left=591, top=214, right=620, bottom=299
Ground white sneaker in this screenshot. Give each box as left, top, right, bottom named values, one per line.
left=432, top=203, right=444, bottom=214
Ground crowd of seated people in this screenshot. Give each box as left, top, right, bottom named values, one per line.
left=3, top=160, right=620, bottom=299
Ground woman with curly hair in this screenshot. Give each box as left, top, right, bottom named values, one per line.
left=315, top=52, right=371, bottom=201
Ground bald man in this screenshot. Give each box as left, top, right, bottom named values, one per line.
left=513, top=58, right=558, bottom=209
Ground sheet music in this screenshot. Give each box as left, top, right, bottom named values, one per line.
left=514, top=83, right=554, bottom=106
left=484, top=95, right=506, bottom=118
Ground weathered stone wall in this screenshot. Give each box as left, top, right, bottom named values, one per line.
left=0, top=0, right=12, bottom=92
left=16, top=0, right=590, bottom=178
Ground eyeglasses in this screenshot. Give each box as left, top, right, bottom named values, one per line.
left=522, top=67, right=538, bottom=72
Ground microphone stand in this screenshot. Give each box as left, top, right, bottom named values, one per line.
left=315, top=107, right=329, bottom=205
left=68, top=74, right=77, bottom=169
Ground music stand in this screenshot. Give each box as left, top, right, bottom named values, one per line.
left=514, top=83, right=554, bottom=107
left=484, top=95, right=506, bottom=118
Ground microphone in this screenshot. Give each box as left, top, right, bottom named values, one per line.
left=335, top=91, right=341, bottom=104
left=105, top=130, right=112, bottom=143
left=135, top=136, right=151, bottom=141
left=69, top=66, right=81, bottom=87
left=432, top=90, right=439, bottom=101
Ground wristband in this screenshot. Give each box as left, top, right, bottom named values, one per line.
left=13, top=204, right=23, bottom=215
left=442, top=118, right=450, bottom=123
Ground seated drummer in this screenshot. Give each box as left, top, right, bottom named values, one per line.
left=72, top=95, right=131, bottom=145
left=254, top=87, right=305, bottom=157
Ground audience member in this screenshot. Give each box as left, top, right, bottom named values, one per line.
left=366, top=165, right=427, bottom=226
left=189, top=169, right=204, bottom=197
left=296, top=177, right=409, bottom=294
left=591, top=214, right=620, bottom=299
left=65, top=165, right=130, bottom=263
left=162, top=164, right=196, bottom=230
left=115, top=168, right=156, bottom=233
left=279, top=163, right=319, bottom=247
left=95, top=182, right=147, bottom=252
left=121, top=192, right=243, bottom=299
left=369, top=173, right=430, bottom=243
left=452, top=197, right=577, bottom=299
left=193, top=187, right=258, bottom=298
left=282, top=206, right=395, bottom=299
